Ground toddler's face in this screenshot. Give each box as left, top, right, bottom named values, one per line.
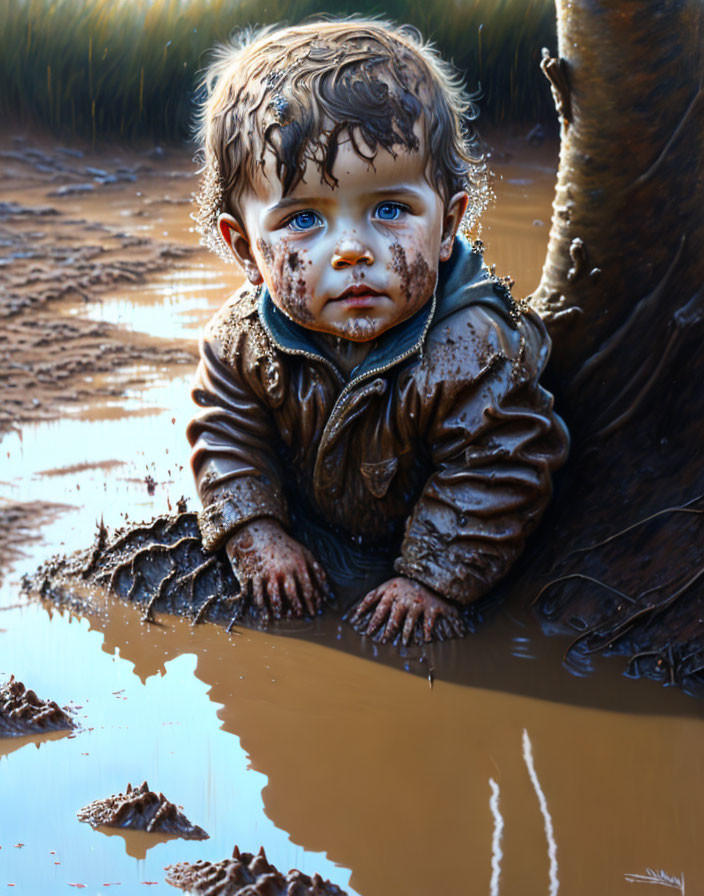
left=220, top=135, right=467, bottom=342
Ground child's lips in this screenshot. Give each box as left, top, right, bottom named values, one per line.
left=329, top=285, right=386, bottom=307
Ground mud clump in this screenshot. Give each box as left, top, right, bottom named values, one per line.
left=77, top=780, right=209, bottom=839
left=0, top=676, right=75, bottom=736
left=24, top=512, right=245, bottom=628
left=165, top=845, right=347, bottom=895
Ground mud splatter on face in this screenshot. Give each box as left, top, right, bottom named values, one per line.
left=342, top=316, right=378, bottom=341
left=389, top=242, right=435, bottom=305
left=259, top=237, right=313, bottom=324
left=257, top=237, right=274, bottom=269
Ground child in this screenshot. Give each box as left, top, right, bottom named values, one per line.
left=187, top=20, right=569, bottom=645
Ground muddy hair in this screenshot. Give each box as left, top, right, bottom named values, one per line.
left=194, top=19, right=488, bottom=262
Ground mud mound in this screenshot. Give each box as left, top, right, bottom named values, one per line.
left=165, top=845, right=347, bottom=895
left=27, top=513, right=245, bottom=628
left=77, top=780, right=209, bottom=839
left=0, top=676, right=75, bottom=736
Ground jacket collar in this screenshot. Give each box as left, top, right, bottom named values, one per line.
left=257, top=235, right=491, bottom=378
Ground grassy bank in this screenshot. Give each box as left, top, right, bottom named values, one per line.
left=0, top=0, right=556, bottom=143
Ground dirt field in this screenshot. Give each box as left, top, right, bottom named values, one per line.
left=0, top=133, right=204, bottom=436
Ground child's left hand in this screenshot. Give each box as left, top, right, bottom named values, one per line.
left=350, top=577, right=466, bottom=645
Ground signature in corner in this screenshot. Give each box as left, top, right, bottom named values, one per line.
left=625, top=868, right=685, bottom=894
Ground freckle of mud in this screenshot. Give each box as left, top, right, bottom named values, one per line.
left=256, top=237, right=274, bottom=269
left=0, top=676, right=75, bottom=736
left=165, top=845, right=347, bottom=895
left=389, top=243, right=435, bottom=305
left=77, top=780, right=209, bottom=839
left=265, top=240, right=313, bottom=324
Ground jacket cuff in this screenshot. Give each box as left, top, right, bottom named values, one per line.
left=197, top=479, right=288, bottom=551
left=394, top=533, right=497, bottom=606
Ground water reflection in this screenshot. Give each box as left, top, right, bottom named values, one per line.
left=18, top=590, right=704, bottom=896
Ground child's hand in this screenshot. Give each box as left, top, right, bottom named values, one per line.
left=350, top=577, right=466, bottom=645
left=225, top=519, right=329, bottom=622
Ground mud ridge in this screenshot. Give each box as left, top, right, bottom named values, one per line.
left=77, top=780, right=209, bottom=839
left=165, top=845, right=347, bottom=895
left=0, top=676, right=75, bottom=736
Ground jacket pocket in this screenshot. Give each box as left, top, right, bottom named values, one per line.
left=360, top=456, right=399, bottom=499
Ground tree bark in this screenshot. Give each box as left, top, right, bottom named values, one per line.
left=525, top=0, right=704, bottom=692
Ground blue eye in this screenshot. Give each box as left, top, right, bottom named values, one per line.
left=287, top=210, right=322, bottom=232
left=374, top=202, right=405, bottom=221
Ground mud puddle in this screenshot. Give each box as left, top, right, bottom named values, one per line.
left=1, top=131, right=703, bottom=896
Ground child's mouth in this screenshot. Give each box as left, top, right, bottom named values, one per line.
left=331, top=285, right=385, bottom=307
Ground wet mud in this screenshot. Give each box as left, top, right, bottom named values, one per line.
left=258, top=237, right=315, bottom=325
left=25, top=511, right=475, bottom=646
left=0, top=134, right=200, bottom=434
left=0, top=500, right=72, bottom=587
left=389, top=241, right=434, bottom=305
left=77, top=780, right=209, bottom=839
left=27, top=513, right=243, bottom=629
left=0, top=676, right=75, bottom=736
left=165, top=845, right=346, bottom=895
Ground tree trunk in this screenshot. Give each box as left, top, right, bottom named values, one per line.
left=525, top=0, right=704, bottom=692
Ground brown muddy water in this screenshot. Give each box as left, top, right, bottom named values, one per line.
left=1, top=133, right=703, bottom=896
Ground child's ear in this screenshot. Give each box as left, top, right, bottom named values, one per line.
left=439, top=191, right=470, bottom=261
left=217, top=213, right=264, bottom=285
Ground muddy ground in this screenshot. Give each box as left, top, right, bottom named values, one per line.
left=3, top=128, right=702, bottom=895
left=0, top=131, right=223, bottom=579
left=0, top=134, right=199, bottom=436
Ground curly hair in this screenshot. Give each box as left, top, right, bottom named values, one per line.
left=194, top=19, right=488, bottom=260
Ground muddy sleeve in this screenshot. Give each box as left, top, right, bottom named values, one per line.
left=187, top=337, right=289, bottom=552
left=394, top=316, right=569, bottom=605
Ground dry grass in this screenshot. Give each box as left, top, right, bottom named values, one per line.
left=0, top=0, right=555, bottom=141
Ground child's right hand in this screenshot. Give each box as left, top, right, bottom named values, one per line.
left=225, top=519, right=329, bottom=622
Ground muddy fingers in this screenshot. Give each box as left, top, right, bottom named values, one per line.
left=402, top=605, right=423, bottom=645
left=250, top=577, right=268, bottom=624
left=268, top=577, right=284, bottom=619
left=351, top=576, right=468, bottom=646
left=366, top=593, right=394, bottom=636
left=296, top=564, right=317, bottom=616
left=283, top=573, right=303, bottom=617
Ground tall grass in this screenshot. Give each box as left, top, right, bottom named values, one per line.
left=0, top=0, right=556, bottom=142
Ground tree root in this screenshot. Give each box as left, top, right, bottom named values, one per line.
left=547, top=494, right=704, bottom=573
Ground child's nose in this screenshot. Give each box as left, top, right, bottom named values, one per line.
left=331, top=238, right=374, bottom=269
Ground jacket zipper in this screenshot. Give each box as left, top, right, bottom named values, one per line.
left=312, top=292, right=437, bottom=490
left=257, top=286, right=437, bottom=493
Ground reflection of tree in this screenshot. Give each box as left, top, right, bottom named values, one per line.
left=520, top=0, right=704, bottom=691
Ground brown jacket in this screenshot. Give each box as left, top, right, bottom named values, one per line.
left=187, top=238, right=569, bottom=604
